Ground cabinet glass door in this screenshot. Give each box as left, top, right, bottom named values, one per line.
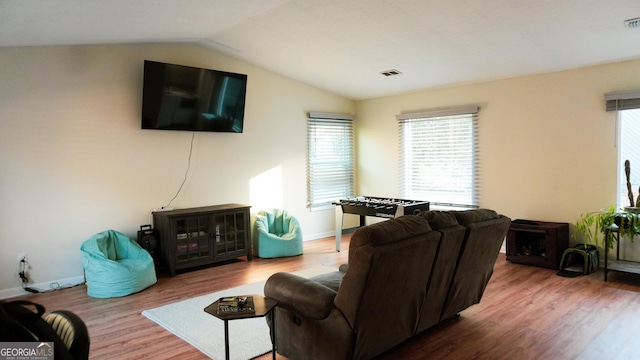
left=175, top=216, right=212, bottom=263
left=214, top=212, right=247, bottom=256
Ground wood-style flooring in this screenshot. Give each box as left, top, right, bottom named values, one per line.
left=8, top=234, right=640, bottom=360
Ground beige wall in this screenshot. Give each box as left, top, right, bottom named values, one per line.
left=356, top=59, right=640, bottom=224
left=0, top=44, right=354, bottom=296
left=2, top=42, right=640, bottom=296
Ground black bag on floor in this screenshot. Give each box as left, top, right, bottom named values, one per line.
left=557, top=244, right=599, bottom=277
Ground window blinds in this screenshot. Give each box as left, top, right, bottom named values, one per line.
left=307, top=112, right=355, bottom=209
left=605, top=89, right=640, bottom=111
left=397, top=106, right=479, bottom=208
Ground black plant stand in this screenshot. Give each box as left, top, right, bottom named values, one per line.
left=604, top=223, right=640, bottom=281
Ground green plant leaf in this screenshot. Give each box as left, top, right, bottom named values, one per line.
left=574, top=206, right=640, bottom=248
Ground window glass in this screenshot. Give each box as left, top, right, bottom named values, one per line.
left=618, top=109, right=640, bottom=208
left=307, top=115, right=355, bottom=209
left=399, top=112, right=478, bottom=207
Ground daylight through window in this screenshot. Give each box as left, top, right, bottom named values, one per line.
left=606, top=89, right=640, bottom=208
left=398, top=106, right=479, bottom=208
left=618, top=109, right=640, bottom=208
left=307, top=112, right=355, bottom=209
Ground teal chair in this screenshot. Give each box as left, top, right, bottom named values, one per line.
left=253, top=209, right=303, bottom=258
left=80, top=230, right=157, bottom=298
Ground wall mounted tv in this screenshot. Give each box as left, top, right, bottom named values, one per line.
left=141, top=60, right=247, bottom=133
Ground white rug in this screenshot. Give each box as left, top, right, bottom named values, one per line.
left=142, top=266, right=335, bottom=360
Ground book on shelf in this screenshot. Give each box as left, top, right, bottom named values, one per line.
left=217, top=296, right=255, bottom=314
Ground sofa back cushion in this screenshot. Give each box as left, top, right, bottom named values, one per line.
left=453, top=208, right=500, bottom=226
left=416, top=211, right=467, bottom=332
left=419, top=210, right=459, bottom=229
left=347, top=215, right=433, bottom=264
left=336, top=215, right=440, bottom=359
left=440, top=210, right=511, bottom=320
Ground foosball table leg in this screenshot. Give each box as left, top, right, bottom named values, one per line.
left=335, top=205, right=343, bottom=252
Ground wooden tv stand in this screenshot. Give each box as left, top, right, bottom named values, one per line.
left=153, top=204, right=252, bottom=276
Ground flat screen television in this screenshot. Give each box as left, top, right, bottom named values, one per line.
left=141, top=60, right=247, bottom=133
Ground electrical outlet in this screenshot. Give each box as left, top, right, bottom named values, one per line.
left=17, top=252, right=27, bottom=263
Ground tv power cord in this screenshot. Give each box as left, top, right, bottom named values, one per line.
left=19, top=258, right=39, bottom=293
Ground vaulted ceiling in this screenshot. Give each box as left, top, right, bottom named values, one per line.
left=2, top=0, right=639, bottom=100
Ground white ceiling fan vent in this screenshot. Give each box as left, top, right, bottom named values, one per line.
left=625, top=17, right=640, bottom=28
left=380, top=69, right=402, bottom=77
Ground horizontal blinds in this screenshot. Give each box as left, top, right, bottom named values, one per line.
left=605, top=89, right=640, bottom=111
left=398, top=107, right=479, bottom=207
left=396, top=105, right=479, bottom=121
left=307, top=113, right=355, bottom=208
left=308, top=112, right=355, bottom=121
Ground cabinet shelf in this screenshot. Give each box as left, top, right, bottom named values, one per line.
left=606, top=260, right=640, bottom=274
left=153, top=204, right=252, bottom=276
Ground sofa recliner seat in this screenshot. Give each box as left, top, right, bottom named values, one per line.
left=264, top=209, right=510, bottom=360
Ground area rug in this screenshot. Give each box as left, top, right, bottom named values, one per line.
left=142, top=266, right=335, bottom=360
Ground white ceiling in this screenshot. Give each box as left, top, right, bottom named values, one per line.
left=1, top=0, right=640, bottom=100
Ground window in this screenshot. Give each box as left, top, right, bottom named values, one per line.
left=397, top=106, right=479, bottom=208
left=307, top=112, right=355, bottom=209
left=606, top=89, right=640, bottom=208
left=617, top=109, right=640, bottom=208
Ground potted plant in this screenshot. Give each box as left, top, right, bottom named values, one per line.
left=574, top=206, right=640, bottom=248
left=574, top=160, right=640, bottom=248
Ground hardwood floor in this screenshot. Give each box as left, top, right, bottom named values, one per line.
left=8, top=235, right=640, bottom=360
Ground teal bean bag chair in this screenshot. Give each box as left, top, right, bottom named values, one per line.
left=253, top=209, right=303, bottom=258
left=80, top=230, right=157, bottom=298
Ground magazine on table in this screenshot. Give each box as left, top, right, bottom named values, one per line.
left=216, top=296, right=255, bottom=314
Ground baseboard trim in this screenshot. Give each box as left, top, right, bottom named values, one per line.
left=2, top=231, right=361, bottom=299
left=0, top=275, right=85, bottom=300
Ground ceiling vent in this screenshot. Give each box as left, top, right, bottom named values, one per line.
left=380, top=69, right=402, bottom=77
left=625, top=17, right=640, bottom=28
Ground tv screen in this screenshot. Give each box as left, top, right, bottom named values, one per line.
left=141, top=60, right=247, bottom=133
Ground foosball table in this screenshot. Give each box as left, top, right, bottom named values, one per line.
left=333, top=196, right=430, bottom=251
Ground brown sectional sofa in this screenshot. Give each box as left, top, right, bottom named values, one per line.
left=264, top=209, right=511, bottom=360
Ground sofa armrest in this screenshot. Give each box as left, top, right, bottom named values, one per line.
left=264, top=272, right=336, bottom=320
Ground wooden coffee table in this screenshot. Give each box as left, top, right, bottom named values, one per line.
left=204, top=294, right=278, bottom=360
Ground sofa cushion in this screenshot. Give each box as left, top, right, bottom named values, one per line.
left=264, top=272, right=336, bottom=320
left=440, top=213, right=511, bottom=320
left=416, top=211, right=467, bottom=332
left=309, top=271, right=344, bottom=292
left=355, top=215, right=432, bottom=246
left=419, top=211, right=459, bottom=229
left=348, top=215, right=432, bottom=266
left=454, top=209, right=499, bottom=225
left=338, top=217, right=440, bottom=360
